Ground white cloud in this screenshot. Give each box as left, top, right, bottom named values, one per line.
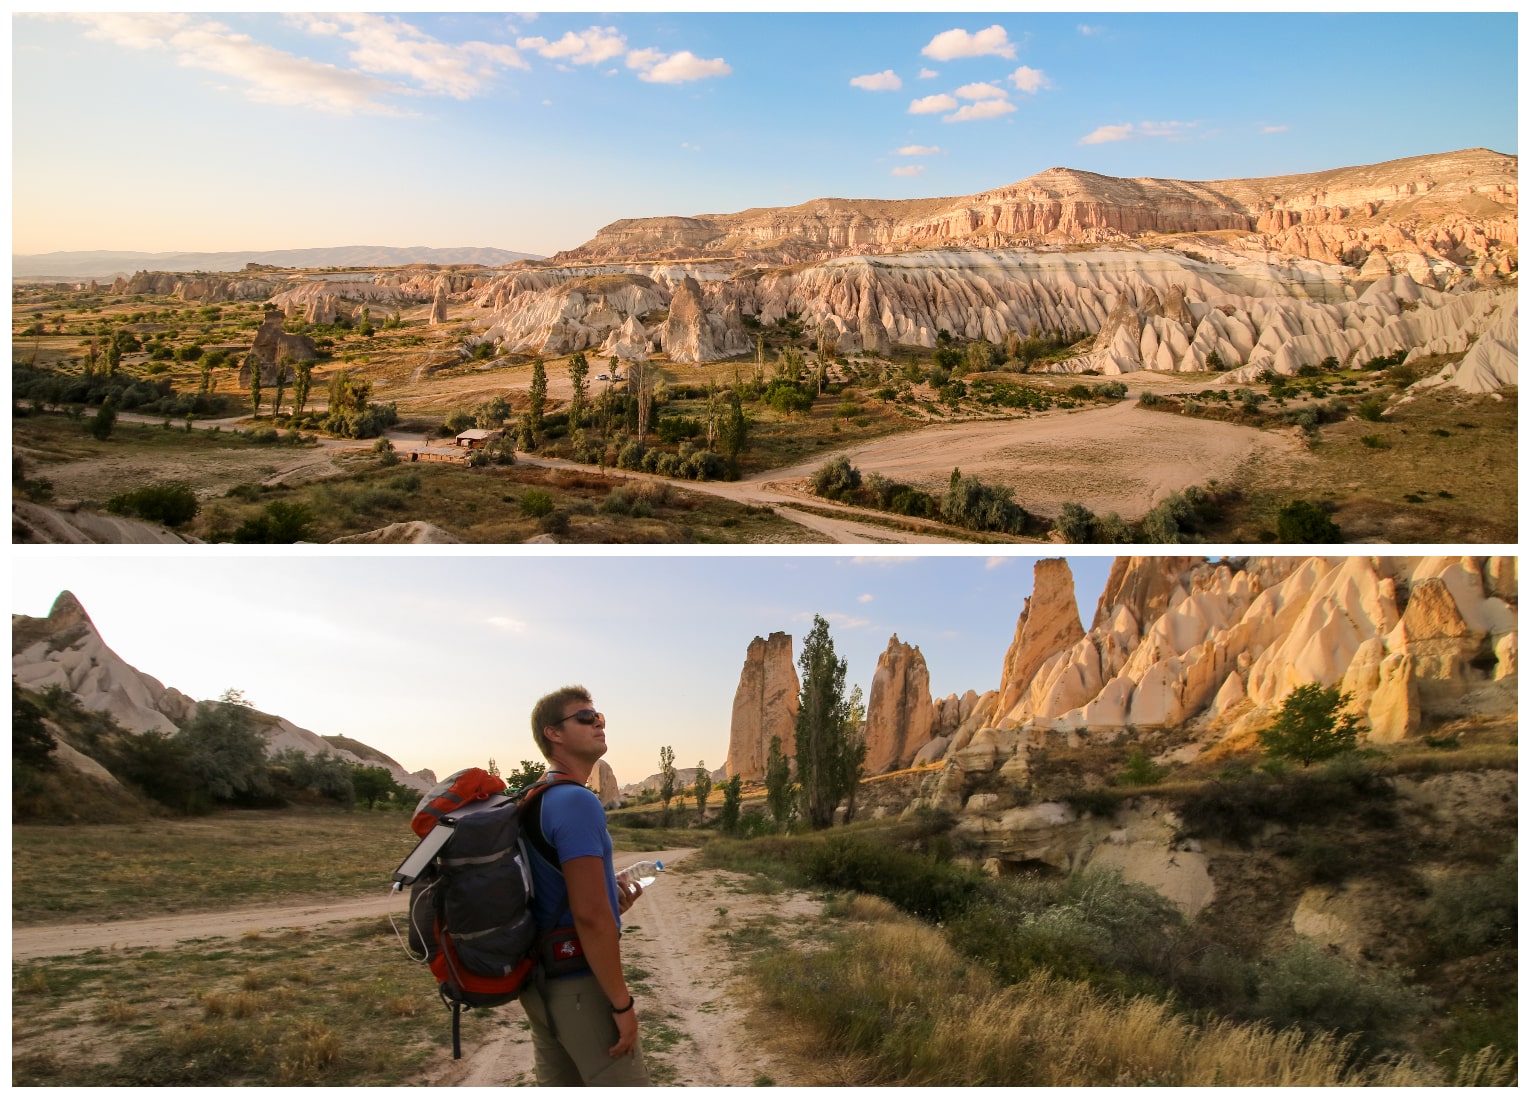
left=1078, top=24, right=1105, bottom=36
left=892, top=164, right=925, bottom=177
left=303, top=13, right=527, bottom=100
left=1080, top=122, right=1136, bottom=144
left=909, top=93, right=959, bottom=115
left=1262, top=124, right=1290, bottom=133
left=955, top=81, right=1009, bottom=101
left=857, top=593, right=875, bottom=603
left=1009, top=65, right=1051, bottom=94
left=517, top=25, right=626, bottom=67
left=922, top=24, right=1016, bottom=61
left=628, top=49, right=731, bottom=84
left=918, top=67, right=939, bottom=79
left=485, top=615, right=528, bottom=633
left=985, top=556, right=1012, bottom=570
left=897, top=144, right=943, bottom=156
left=945, top=99, right=1017, bottom=123
left=76, top=13, right=415, bottom=116
left=1080, top=120, right=1198, bottom=144
left=851, top=69, right=901, bottom=91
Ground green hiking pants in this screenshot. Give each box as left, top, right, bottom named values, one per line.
left=519, top=972, right=652, bottom=1087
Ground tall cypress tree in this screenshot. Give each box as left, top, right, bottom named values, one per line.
left=793, top=615, right=865, bottom=830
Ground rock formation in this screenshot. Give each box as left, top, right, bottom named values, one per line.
left=593, top=759, right=620, bottom=808
left=241, top=310, right=319, bottom=385
left=11, top=591, right=435, bottom=793
left=429, top=279, right=449, bottom=325
left=725, top=632, right=799, bottom=780
left=995, top=558, right=1087, bottom=717
left=863, top=635, right=937, bottom=774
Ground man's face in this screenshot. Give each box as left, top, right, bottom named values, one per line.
left=549, top=700, right=607, bottom=761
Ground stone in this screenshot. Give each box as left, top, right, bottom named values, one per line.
left=429, top=280, right=449, bottom=325
left=725, top=632, right=799, bottom=780
left=242, top=310, right=319, bottom=385
left=863, top=634, right=937, bottom=773
left=996, top=559, right=1086, bottom=719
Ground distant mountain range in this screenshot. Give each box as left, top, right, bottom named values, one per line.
left=12, top=245, right=543, bottom=280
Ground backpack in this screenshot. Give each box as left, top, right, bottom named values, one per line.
left=393, top=767, right=578, bottom=1059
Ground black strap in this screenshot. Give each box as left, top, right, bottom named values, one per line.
left=451, top=1000, right=462, bottom=1060
left=519, top=775, right=581, bottom=865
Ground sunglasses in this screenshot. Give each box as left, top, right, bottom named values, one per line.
left=556, top=709, right=604, bottom=726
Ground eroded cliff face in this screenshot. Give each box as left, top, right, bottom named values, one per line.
left=726, top=632, right=800, bottom=781
left=863, top=635, right=937, bottom=774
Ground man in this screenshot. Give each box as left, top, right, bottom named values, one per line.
left=520, top=685, right=651, bottom=1087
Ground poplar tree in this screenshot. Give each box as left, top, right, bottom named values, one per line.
left=693, top=760, right=712, bottom=824
left=528, top=357, right=547, bottom=433
left=793, top=615, right=866, bottom=830
left=568, top=352, right=588, bottom=428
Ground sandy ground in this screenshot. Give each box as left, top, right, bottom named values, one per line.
left=11, top=848, right=823, bottom=1087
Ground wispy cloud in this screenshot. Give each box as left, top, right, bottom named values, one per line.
left=918, top=67, right=939, bottom=79
left=1078, top=24, right=1106, bottom=37
left=857, top=593, right=875, bottom=603
left=485, top=615, right=529, bottom=632
left=302, top=13, right=526, bottom=99
left=851, top=69, right=901, bottom=91
left=1009, top=65, right=1052, bottom=94
left=73, top=13, right=417, bottom=116
left=517, top=25, right=626, bottom=67
left=892, top=164, right=925, bottom=177
left=985, top=556, right=1013, bottom=569
left=909, top=93, right=959, bottom=115
left=1080, top=120, right=1198, bottom=144
left=897, top=144, right=943, bottom=156
left=628, top=48, right=730, bottom=84
left=1261, top=124, right=1290, bottom=134
left=945, top=99, right=1017, bottom=123
left=922, top=24, right=1016, bottom=61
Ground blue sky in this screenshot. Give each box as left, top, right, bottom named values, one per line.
left=11, top=552, right=1117, bottom=784
left=12, top=11, right=1517, bottom=257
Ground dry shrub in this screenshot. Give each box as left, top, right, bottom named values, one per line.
left=755, top=922, right=1450, bottom=1086
left=382, top=995, right=419, bottom=1018
left=16, top=967, right=50, bottom=995
left=276, top=1021, right=341, bottom=1085
left=241, top=969, right=271, bottom=991
left=95, top=998, right=142, bottom=1025
left=824, top=892, right=905, bottom=923
left=201, top=990, right=263, bottom=1019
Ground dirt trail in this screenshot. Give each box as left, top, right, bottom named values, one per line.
left=12, top=848, right=822, bottom=1087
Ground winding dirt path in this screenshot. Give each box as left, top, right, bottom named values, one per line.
left=11, top=848, right=822, bottom=1087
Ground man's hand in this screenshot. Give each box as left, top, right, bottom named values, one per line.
left=609, top=1002, right=639, bottom=1057
left=616, top=878, right=643, bottom=914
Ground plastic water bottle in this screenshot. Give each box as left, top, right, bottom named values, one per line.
left=618, top=860, right=663, bottom=889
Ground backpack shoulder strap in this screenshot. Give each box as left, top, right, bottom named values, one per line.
left=518, top=775, right=584, bottom=866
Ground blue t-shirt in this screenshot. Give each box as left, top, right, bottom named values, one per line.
left=527, top=780, right=622, bottom=935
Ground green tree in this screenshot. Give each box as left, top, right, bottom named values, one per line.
left=693, top=760, right=713, bottom=824
left=175, top=690, right=273, bottom=808
left=794, top=615, right=864, bottom=830
left=568, top=352, right=589, bottom=428
left=528, top=357, right=547, bottom=434
left=658, top=744, right=677, bottom=826
left=718, top=390, right=749, bottom=472
left=1258, top=683, right=1362, bottom=767
left=719, top=773, right=743, bottom=835
left=358, top=306, right=374, bottom=337
left=88, top=396, right=116, bottom=441
left=292, top=361, right=313, bottom=416
left=248, top=358, right=263, bottom=417
left=505, top=758, right=547, bottom=791
left=272, top=358, right=291, bottom=419
left=350, top=764, right=403, bottom=809
left=764, top=735, right=794, bottom=830
left=12, top=684, right=56, bottom=772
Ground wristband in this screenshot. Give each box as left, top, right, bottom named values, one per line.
left=612, top=995, right=635, bottom=1015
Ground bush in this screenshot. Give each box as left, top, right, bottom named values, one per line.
left=520, top=489, right=555, bottom=518
left=617, top=440, right=645, bottom=470
left=231, top=501, right=313, bottom=544
left=105, top=481, right=200, bottom=528
left=804, top=834, right=986, bottom=923
left=1276, top=500, right=1342, bottom=543
left=942, top=470, right=1028, bottom=535
left=1253, top=941, right=1428, bottom=1053
left=1422, top=850, right=1517, bottom=959
left=811, top=455, right=861, bottom=501
left=1139, top=489, right=1205, bottom=544
left=1357, top=397, right=1387, bottom=422
left=1056, top=502, right=1096, bottom=543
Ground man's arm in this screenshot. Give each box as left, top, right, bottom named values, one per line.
left=563, top=855, right=639, bottom=1057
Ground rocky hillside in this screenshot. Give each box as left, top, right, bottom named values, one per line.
left=557, top=148, right=1516, bottom=270
left=11, top=592, right=434, bottom=794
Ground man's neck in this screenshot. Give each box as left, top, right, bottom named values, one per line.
left=547, top=757, right=593, bottom=785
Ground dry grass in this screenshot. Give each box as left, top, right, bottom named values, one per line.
left=748, top=906, right=1500, bottom=1086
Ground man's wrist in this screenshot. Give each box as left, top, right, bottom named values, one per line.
left=612, top=995, right=635, bottom=1014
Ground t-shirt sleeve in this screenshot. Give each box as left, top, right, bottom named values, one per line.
left=541, top=785, right=607, bottom=863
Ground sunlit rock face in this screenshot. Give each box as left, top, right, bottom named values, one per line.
left=725, top=632, right=800, bottom=781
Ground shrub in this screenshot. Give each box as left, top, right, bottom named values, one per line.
left=519, top=489, right=555, bottom=518
left=1422, top=849, right=1517, bottom=959
left=811, top=455, right=861, bottom=501
left=232, top=501, right=313, bottom=544
left=1115, top=749, right=1169, bottom=787
left=1276, top=500, right=1342, bottom=543
left=1357, top=397, right=1387, bottom=421
left=942, top=470, right=1027, bottom=535
left=616, top=440, right=645, bottom=470
left=1056, top=502, right=1096, bottom=543
left=1139, top=490, right=1203, bottom=544
left=1360, top=434, right=1390, bottom=449
left=1253, top=941, right=1428, bottom=1054
left=106, top=481, right=200, bottom=528
left=803, top=834, right=987, bottom=923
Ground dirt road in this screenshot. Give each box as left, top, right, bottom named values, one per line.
left=11, top=848, right=822, bottom=1087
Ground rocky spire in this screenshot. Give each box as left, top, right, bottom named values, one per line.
left=863, top=635, right=936, bottom=774
left=725, top=632, right=799, bottom=780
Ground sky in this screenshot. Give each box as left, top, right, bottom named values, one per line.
left=10, top=551, right=1119, bottom=786
left=11, top=10, right=1518, bottom=258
